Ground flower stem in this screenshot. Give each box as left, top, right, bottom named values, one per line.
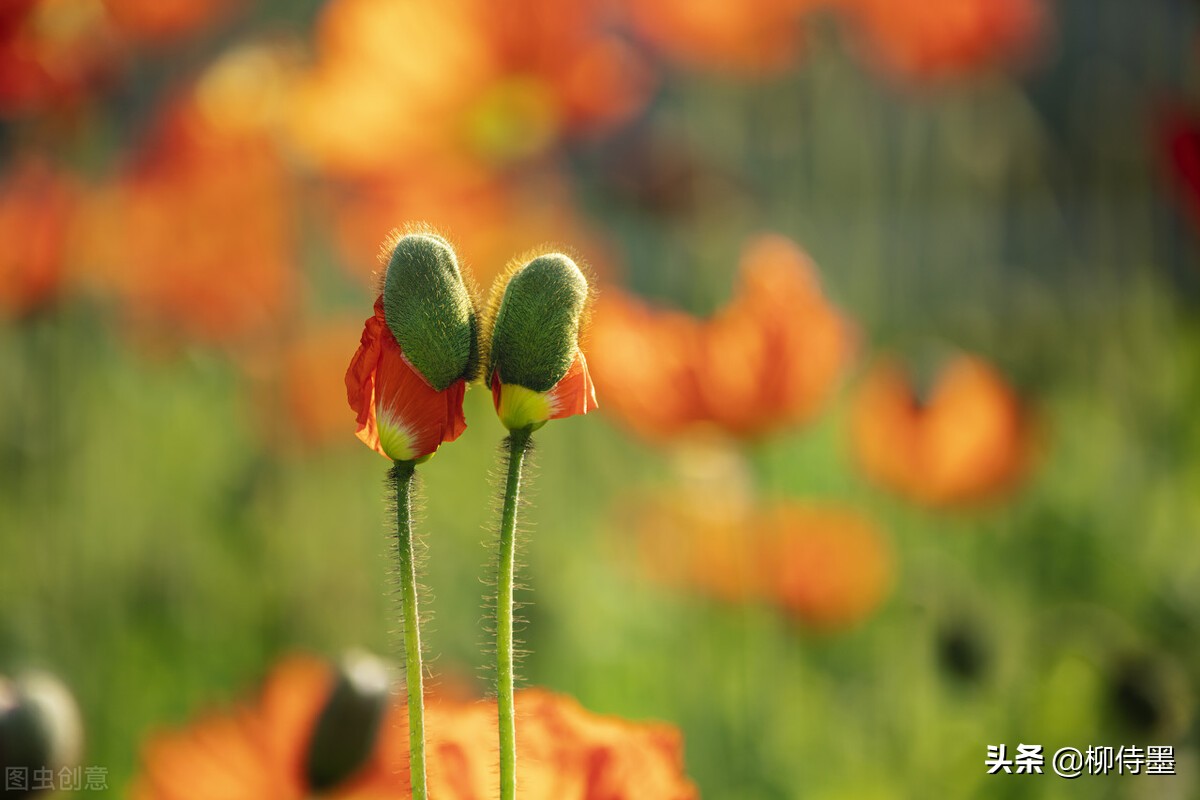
left=390, top=460, right=427, bottom=800
left=497, top=427, right=531, bottom=800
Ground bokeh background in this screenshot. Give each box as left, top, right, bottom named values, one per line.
left=2, top=0, right=1200, bottom=797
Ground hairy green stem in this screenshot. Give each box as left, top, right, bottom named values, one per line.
left=497, top=428, right=531, bottom=800
left=391, top=461, right=427, bottom=800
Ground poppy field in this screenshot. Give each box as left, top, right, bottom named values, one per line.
left=2, top=0, right=1200, bottom=798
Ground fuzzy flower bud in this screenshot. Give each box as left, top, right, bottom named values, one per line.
left=485, top=252, right=597, bottom=431
left=346, top=230, right=478, bottom=461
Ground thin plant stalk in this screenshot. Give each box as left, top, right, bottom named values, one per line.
left=391, top=460, right=427, bottom=800
left=496, top=427, right=531, bottom=800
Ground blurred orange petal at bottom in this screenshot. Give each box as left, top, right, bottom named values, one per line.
left=425, top=689, right=697, bottom=799
left=133, top=655, right=698, bottom=800
left=132, top=655, right=407, bottom=800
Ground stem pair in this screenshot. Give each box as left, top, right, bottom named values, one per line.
left=388, top=428, right=530, bottom=800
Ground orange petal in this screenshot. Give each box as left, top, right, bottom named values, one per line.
left=345, top=296, right=467, bottom=461
left=547, top=349, right=598, bottom=420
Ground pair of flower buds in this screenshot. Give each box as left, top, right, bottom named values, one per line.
left=346, top=231, right=597, bottom=462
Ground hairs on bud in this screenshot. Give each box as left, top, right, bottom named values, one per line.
left=374, top=223, right=482, bottom=389
left=481, top=245, right=594, bottom=392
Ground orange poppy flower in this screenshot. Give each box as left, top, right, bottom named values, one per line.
left=0, top=155, right=80, bottom=317
left=850, top=355, right=1034, bottom=507
left=132, top=655, right=409, bottom=800
left=0, top=0, right=121, bottom=116
left=134, top=655, right=698, bottom=800
left=623, top=0, right=815, bottom=75
left=423, top=688, right=697, bottom=799
left=586, top=292, right=704, bottom=441
left=699, top=235, right=856, bottom=437
left=589, top=234, right=855, bottom=441
left=101, top=0, right=239, bottom=44
left=835, top=0, right=1047, bottom=81
left=288, top=0, right=652, bottom=179
left=628, top=476, right=758, bottom=604
left=346, top=297, right=468, bottom=462
left=630, top=490, right=892, bottom=631
left=758, top=503, right=893, bottom=630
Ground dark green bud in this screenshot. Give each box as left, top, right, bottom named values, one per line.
left=0, top=672, right=83, bottom=794
left=303, top=651, right=392, bottom=793
left=382, top=232, right=478, bottom=390
left=488, top=253, right=588, bottom=392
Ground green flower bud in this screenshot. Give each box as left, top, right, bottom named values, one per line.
left=303, top=651, right=392, bottom=793
left=487, top=252, right=588, bottom=392
left=381, top=231, right=478, bottom=391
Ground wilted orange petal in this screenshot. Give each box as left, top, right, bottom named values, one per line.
left=547, top=350, right=598, bottom=420
left=346, top=298, right=467, bottom=461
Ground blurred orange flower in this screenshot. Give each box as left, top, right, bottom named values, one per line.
left=0, top=0, right=120, bottom=116
left=586, top=291, right=704, bottom=441
left=132, top=655, right=409, bottom=800
left=0, top=155, right=80, bottom=317
left=632, top=491, right=892, bottom=630
left=835, top=0, right=1046, bottom=81
left=288, top=0, right=653, bottom=178
left=623, top=0, right=815, bottom=75
left=345, top=297, right=468, bottom=462
left=589, top=234, right=855, bottom=441
left=759, top=503, right=892, bottom=630
left=101, top=0, right=239, bottom=44
left=80, top=64, right=296, bottom=346
left=424, top=689, right=697, bottom=799
left=0, top=0, right=246, bottom=116
left=849, top=355, right=1034, bottom=507
left=134, top=655, right=698, bottom=800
